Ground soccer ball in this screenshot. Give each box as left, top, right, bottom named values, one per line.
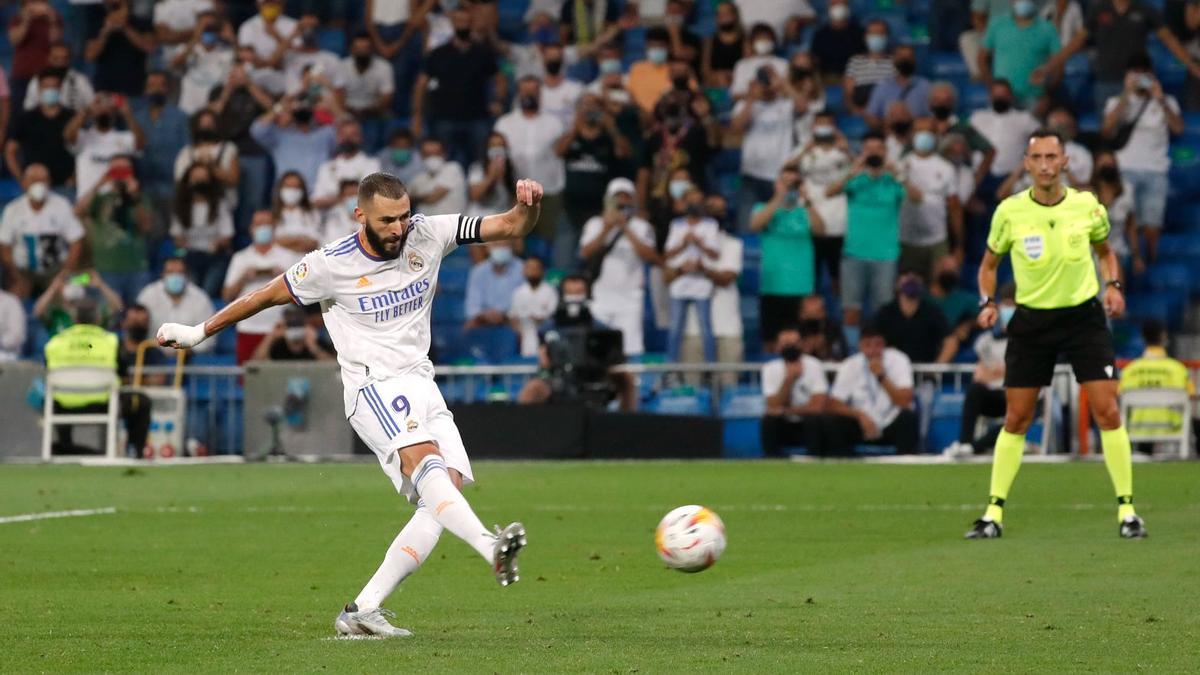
left=655, top=505, right=726, bottom=573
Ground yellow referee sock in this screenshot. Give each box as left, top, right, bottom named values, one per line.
left=984, top=429, right=1026, bottom=523
left=1100, top=426, right=1136, bottom=522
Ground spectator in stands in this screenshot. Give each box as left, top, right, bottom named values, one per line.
left=1101, top=58, right=1180, bottom=264
left=821, top=324, right=919, bottom=455
left=495, top=76, right=568, bottom=264
left=237, top=0, right=298, bottom=67
left=76, top=155, right=153, bottom=304
left=169, top=10, right=234, bottom=116
left=410, top=137, right=468, bottom=216
left=210, top=52, right=275, bottom=233
left=731, top=23, right=788, bottom=101
left=760, top=325, right=830, bottom=457
left=750, top=164, right=823, bottom=350
left=468, top=132, right=518, bottom=219
left=579, top=177, right=658, bottom=357
left=559, top=0, right=620, bottom=49
left=378, top=129, right=424, bottom=185
left=664, top=186, right=720, bottom=363
left=23, top=42, right=93, bottom=113
left=882, top=101, right=914, bottom=165
left=170, top=162, right=233, bottom=297
left=928, top=254, right=979, bottom=344
left=1042, top=0, right=1085, bottom=46
left=65, top=93, right=145, bottom=199
left=1091, top=150, right=1144, bottom=276
left=34, top=269, right=123, bottom=337
left=702, top=2, right=747, bottom=88
left=899, top=118, right=963, bottom=282
left=873, top=270, right=957, bottom=364
left=152, top=0, right=214, bottom=54
left=412, top=7, right=505, bottom=168
left=365, top=0, right=423, bottom=118
left=312, top=120, right=382, bottom=209
left=132, top=71, right=189, bottom=231
left=787, top=51, right=826, bottom=149
left=252, top=305, right=335, bottom=362
left=663, top=0, right=703, bottom=71
left=826, top=132, right=918, bottom=328
left=682, top=209, right=743, bottom=371
left=251, top=96, right=337, bottom=189
left=794, top=114, right=851, bottom=292
left=1046, top=106, right=1092, bottom=187
left=811, top=0, right=865, bottom=81
left=929, top=82, right=996, bottom=189
left=174, top=109, right=239, bottom=206
left=135, top=256, right=215, bottom=353
left=732, top=64, right=805, bottom=232
left=223, top=210, right=296, bottom=364
left=1174, top=1, right=1200, bottom=111
left=865, top=45, right=931, bottom=129
left=0, top=164, right=84, bottom=299
left=117, top=303, right=166, bottom=386
left=798, top=294, right=849, bottom=361
left=739, top=0, right=816, bottom=43
left=539, top=42, right=585, bottom=130
left=0, top=278, right=26, bottom=361
left=7, top=0, right=62, bottom=105
left=969, top=79, right=1040, bottom=198
left=588, top=42, right=629, bottom=98
left=322, top=180, right=361, bottom=241
left=341, top=32, right=394, bottom=152
left=960, top=0, right=1037, bottom=80
left=638, top=92, right=716, bottom=233
left=978, top=0, right=1061, bottom=112
left=85, top=0, right=153, bottom=97
left=272, top=172, right=323, bottom=254
left=941, top=131, right=981, bottom=212
left=843, top=19, right=895, bottom=116
left=509, top=257, right=558, bottom=358
left=942, top=283, right=1017, bottom=458
left=465, top=242, right=524, bottom=331
left=627, top=28, right=674, bottom=115
left=284, top=13, right=346, bottom=97
left=1049, top=0, right=1200, bottom=114
left=558, top=93, right=631, bottom=267
left=1120, top=318, right=1197, bottom=453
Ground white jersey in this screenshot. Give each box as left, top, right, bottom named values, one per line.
left=284, top=212, right=482, bottom=417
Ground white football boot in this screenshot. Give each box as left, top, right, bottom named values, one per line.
left=334, top=603, right=412, bottom=638
left=492, top=522, right=527, bottom=587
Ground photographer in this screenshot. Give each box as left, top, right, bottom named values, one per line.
left=250, top=91, right=339, bottom=189
left=731, top=64, right=806, bottom=232
left=64, top=91, right=145, bottom=197
left=74, top=155, right=153, bottom=304
left=517, top=274, right=636, bottom=411
left=760, top=325, right=831, bottom=458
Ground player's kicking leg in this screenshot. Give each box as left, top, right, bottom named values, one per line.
left=965, top=387, right=1040, bottom=539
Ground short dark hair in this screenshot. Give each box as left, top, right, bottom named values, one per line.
left=1126, top=51, right=1153, bottom=72
left=859, top=322, right=884, bottom=341
left=358, top=172, right=408, bottom=204
left=126, top=303, right=149, bottom=316
left=646, top=27, right=670, bottom=44
left=749, top=22, right=776, bottom=40
left=1141, top=318, right=1166, bottom=346
left=990, top=78, right=1013, bottom=93
left=73, top=298, right=100, bottom=326
left=777, top=323, right=802, bottom=337
left=862, top=130, right=886, bottom=144
left=562, top=272, right=591, bottom=290
left=1028, top=127, right=1065, bottom=148
left=163, top=255, right=187, bottom=269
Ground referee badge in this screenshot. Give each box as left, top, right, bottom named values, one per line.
left=1022, top=235, right=1044, bottom=260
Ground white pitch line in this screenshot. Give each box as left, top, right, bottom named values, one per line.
left=0, top=506, right=117, bottom=525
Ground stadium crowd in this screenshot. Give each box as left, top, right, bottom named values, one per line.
left=1, top=0, right=1198, bottom=451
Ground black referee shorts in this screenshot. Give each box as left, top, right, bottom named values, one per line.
left=1004, top=298, right=1117, bottom=388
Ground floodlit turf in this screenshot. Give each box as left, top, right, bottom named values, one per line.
left=1, top=460, right=1198, bottom=672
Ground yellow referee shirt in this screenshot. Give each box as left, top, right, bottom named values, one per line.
left=986, top=187, right=1110, bottom=309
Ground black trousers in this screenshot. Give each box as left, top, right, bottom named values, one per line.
left=760, top=415, right=827, bottom=458
left=819, top=409, right=920, bottom=455
left=54, top=392, right=152, bottom=457
left=959, top=383, right=1007, bottom=450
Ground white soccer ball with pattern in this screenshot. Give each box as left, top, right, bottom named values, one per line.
left=655, top=505, right=726, bottom=573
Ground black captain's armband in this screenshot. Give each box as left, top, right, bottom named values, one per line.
left=456, top=215, right=483, bottom=245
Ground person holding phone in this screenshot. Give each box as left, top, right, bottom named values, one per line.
left=64, top=91, right=145, bottom=197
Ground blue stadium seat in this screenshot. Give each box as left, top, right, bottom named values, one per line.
left=719, top=387, right=765, bottom=457
left=961, top=82, right=989, bottom=112
left=316, top=28, right=346, bottom=56
left=837, top=114, right=869, bottom=141
left=1144, top=263, right=1190, bottom=292
left=465, top=326, right=519, bottom=364
left=1164, top=199, right=1200, bottom=232
left=438, top=266, right=470, bottom=294
left=712, top=148, right=742, bottom=175
left=930, top=51, right=969, bottom=79
left=645, top=389, right=712, bottom=416
left=823, top=85, right=844, bottom=114
left=926, top=391, right=964, bottom=454
left=431, top=294, right=465, bottom=323
left=738, top=264, right=760, bottom=296
left=431, top=320, right=467, bottom=361
left=189, top=353, right=236, bottom=367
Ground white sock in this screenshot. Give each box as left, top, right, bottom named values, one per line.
left=353, top=502, right=443, bottom=610
left=411, top=455, right=495, bottom=562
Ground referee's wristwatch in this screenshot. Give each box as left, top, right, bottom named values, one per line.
left=1105, top=279, right=1124, bottom=293
left=978, top=296, right=995, bottom=310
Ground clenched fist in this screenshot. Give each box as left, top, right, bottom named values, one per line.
left=157, top=323, right=208, bottom=349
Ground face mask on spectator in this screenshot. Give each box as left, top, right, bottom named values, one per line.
left=780, top=345, right=802, bottom=362
left=292, top=107, right=313, bottom=124
left=685, top=202, right=703, bottom=218
left=991, top=97, right=1012, bottom=113
left=647, top=47, right=668, bottom=65
left=671, top=74, right=689, bottom=90
left=424, top=155, right=445, bottom=173
left=27, top=181, right=48, bottom=203
left=866, top=34, right=887, bottom=54
left=753, top=39, right=774, bottom=56
left=127, top=323, right=149, bottom=342
left=194, top=128, right=219, bottom=143
left=454, top=27, right=471, bottom=41
left=545, top=59, right=563, bottom=76
left=599, top=58, right=621, bottom=75
left=489, top=246, right=513, bottom=265
left=895, top=59, right=916, bottom=77
left=668, top=179, right=691, bottom=201
left=343, top=196, right=358, bottom=216
left=95, top=113, right=114, bottom=130
left=487, top=146, right=507, bottom=162
left=354, top=54, right=371, bottom=71
left=899, top=278, right=924, bottom=298
left=201, top=31, right=219, bottom=47
left=913, top=131, right=937, bottom=154
left=253, top=225, right=274, bottom=246
left=813, top=124, right=835, bottom=142
left=40, top=88, right=61, bottom=108
left=1096, top=165, right=1119, bottom=183
left=519, top=95, right=539, bottom=113
left=526, top=273, right=543, bottom=287
left=280, top=186, right=303, bottom=206
left=937, top=271, right=959, bottom=290
left=931, top=103, right=953, bottom=120
left=285, top=327, right=305, bottom=342
left=999, top=305, right=1016, bottom=326
left=336, top=141, right=360, bottom=156
left=149, top=92, right=167, bottom=107
left=164, top=272, right=186, bottom=295
left=63, top=282, right=86, bottom=303
left=391, top=148, right=413, bottom=165
left=890, top=120, right=912, bottom=136
left=829, top=4, right=850, bottom=22
left=865, top=154, right=884, bottom=169
left=260, top=2, right=282, bottom=21
left=1013, top=0, right=1036, bottom=19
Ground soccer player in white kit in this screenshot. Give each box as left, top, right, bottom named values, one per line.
left=157, top=173, right=544, bottom=638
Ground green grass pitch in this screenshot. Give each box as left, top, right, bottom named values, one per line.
left=1, top=460, right=1198, bottom=672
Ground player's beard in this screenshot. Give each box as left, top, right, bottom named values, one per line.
left=363, top=224, right=403, bottom=260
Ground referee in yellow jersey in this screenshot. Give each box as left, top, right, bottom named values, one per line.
left=965, top=129, right=1146, bottom=539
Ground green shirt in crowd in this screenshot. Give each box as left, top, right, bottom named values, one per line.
left=86, top=192, right=151, bottom=274
left=752, top=202, right=815, bottom=296
left=844, top=172, right=905, bottom=262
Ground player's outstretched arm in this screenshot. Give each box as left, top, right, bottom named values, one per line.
left=157, top=275, right=293, bottom=349
left=478, top=179, right=544, bottom=242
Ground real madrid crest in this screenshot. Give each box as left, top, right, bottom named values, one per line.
left=408, top=251, right=425, bottom=272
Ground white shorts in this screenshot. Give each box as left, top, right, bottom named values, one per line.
left=348, top=373, right=474, bottom=504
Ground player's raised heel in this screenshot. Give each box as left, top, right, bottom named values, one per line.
left=334, top=603, right=413, bottom=638
left=493, top=522, right=527, bottom=587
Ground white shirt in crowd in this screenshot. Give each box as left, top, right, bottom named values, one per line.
left=760, top=353, right=829, bottom=417
left=73, top=127, right=137, bottom=197
left=174, top=141, right=240, bottom=206
left=796, top=144, right=851, bottom=238
left=0, top=288, right=26, bottom=361
left=730, top=55, right=788, bottom=98
left=224, top=244, right=299, bottom=335
left=313, top=153, right=383, bottom=203
left=831, top=348, right=915, bottom=434
left=0, top=193, right=84, bottom=274
left=792, top=93, right=826, bottom=150
left=664, top=216, right=721, bottom=300
left=340, top=56, right=395, bottom=111
left=466, top=162, right=513, bottom=218
left=410, top=159, right=467, bottom=216
left=509, top=280, right=558, bottom=357
left=972, top=328, right=1008, bottom=390
left=154, top=0, right=213, bottom=36
left=178, top=43, right=234, bottom=114
left=170, top=202, right=235, bottom=253
left=1106, top=94, right=1180, bottom=174
left=540, top=78, right=585, bottom=130
left=1104, top=180, right=1136, bottom=258
left=285, top=50, right=346, bottom=95
left=899, top=151, right=957, bottom=247
left=736, top=0, right=815, bottom=38
left=237, top=13, right=299, bottom=60
left=1040, top=0, right=1084, bottom=46
left=371, top=0, right=410, bottom=24
left=494, top=111, right=566, bottom=194
left=579, top=213, right=655, bottom=355
left=136, top=279, right=216, bottom=353
left=735, top=97, right=795, bottom=182
left=686, top=233, right=743, bottom=338
left=969, top=106, right=1040, bottom=177
left=322, top=201, right=360, bottom=241
left=275, top=206, right=323, bottom=244
left=24, top=69, right=94, bottom=111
